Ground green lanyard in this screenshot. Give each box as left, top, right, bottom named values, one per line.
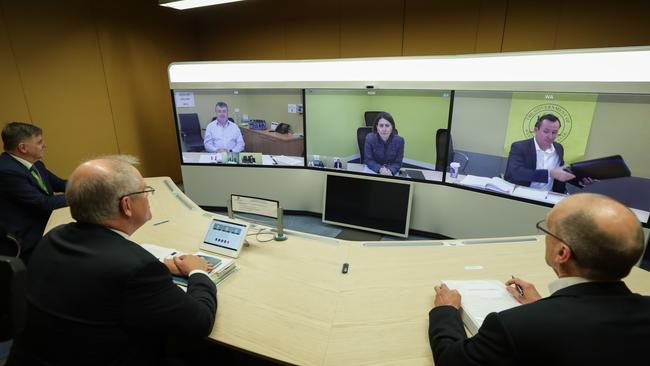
left=30, top=167, right=49, bottom=194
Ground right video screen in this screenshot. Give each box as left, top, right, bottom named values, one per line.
left=447, top=90, right=650, bottom=223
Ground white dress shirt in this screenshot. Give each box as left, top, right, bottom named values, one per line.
left=531, top=138, right=560, bottom=191
left=9, top=153, right=34, bottom=170
left=203, top=119, right=245, bottom=153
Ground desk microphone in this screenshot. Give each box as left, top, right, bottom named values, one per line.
left=274, top=207, right=287, bottom=241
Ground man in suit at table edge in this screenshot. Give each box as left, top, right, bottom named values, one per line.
left=9, top=156, right=217, bottom=366
left=429, top=192, right=649, bottom=366
left=504, top=113, right=593, bottom=194
left=0, top=121, right=67, bottom=259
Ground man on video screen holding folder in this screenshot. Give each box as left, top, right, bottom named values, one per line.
left=504, top=114, right=592, bottom=193
left=428, top=193, right=650, bottom=366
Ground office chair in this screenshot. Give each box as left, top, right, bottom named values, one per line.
left=357, top=126, right=373, bottom=164
left=435, top=129, right=454, bottom=171
left=364, top=111, right=383, bottom=127
left=0, top=225, right=20, bottom=258
left=0, top=255, right=27, bottom=343
left=435, top=129, right=468, bottom=173
left=178, top=113, right=205, bottom=152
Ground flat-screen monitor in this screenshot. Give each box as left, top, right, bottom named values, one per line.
left=322, top=173, right=413, bottom=237
left=305, top=88, right=452, bottom=182
left=447, top=90, right=650, bottom=223
left=172, top=88, right=305, bottom=167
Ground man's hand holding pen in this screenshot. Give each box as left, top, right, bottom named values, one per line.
left=506, top=276, right=543, bottom=304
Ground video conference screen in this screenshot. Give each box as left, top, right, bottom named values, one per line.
left=169, top=86, right=649, bottom=224
left=172, top=88, right=305, bottom=167
left=323, top=174, right=413, bottom=237
left=447, top=90, right=650, bottom=223
left=304, top=88, right=452, bottom=182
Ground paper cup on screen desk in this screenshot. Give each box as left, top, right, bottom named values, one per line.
left=450, top=162, right=460, bottom=179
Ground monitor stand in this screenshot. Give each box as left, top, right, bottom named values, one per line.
left=335, top=228, right=382, bottom=242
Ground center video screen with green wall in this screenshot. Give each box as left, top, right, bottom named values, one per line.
left=304, top=89, right=452, bottom=182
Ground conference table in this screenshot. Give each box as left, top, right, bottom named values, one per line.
left=45, top=177, right=650, bottom=365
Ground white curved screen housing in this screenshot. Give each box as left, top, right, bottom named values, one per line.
left=170, top=47, right=650, bottom=236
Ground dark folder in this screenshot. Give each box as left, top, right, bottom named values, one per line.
left=568, top=155, right=631, bottom=180
left=402, top=169, right=426, bottom=180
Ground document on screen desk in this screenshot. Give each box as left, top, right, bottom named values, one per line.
left=442, top=280, right=521, bottom=336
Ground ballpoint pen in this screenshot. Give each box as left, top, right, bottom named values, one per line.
left=511, top=275, right=525, bottom=297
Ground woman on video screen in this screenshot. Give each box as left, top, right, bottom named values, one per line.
left=364, top=112, right=405, bottom=176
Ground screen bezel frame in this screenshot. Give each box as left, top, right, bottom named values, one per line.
left=171, top=88, right=307, bottom=169
left=321, top=172, right=414, bottom=238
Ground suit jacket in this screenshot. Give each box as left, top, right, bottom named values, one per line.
left=0, top=152, right=67, bottom=253
left=364, top=132, right=405, bottom=175
left=503, top=138, right=568, bottom=193
left=9, top=222, right=217, bottom=366
left=428, top=281, right=650, bottom=366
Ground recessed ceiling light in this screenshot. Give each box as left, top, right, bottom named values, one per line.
left=160, top=0, right=244, bottom=10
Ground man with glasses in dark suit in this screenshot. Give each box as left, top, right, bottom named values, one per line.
left=428, top=193, right=649, bottom=366
left=0, top=122, right=67, bottom=259
left=9, top=156, right=217, bottom=366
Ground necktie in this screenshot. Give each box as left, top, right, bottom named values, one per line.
left=30, top=166, right=49, bottom=194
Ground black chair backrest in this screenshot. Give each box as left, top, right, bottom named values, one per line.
left=0, top=256, right=26, bottom=341
left=435, top=128, right=454, bottom=171
left=364, top=111, right=383, bottom=127
left=0, top=225, right=20, bottom=257
left=357, top=127, right=373, bottom=164
left=179, top=113, right=205, bottom=151
left=179, top=113, right=201, bottom=135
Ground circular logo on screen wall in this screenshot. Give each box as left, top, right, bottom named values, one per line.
left=522, top=104, right=573, bottom=143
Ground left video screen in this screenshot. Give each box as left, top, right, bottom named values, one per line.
left=172, top=88, right=305, bottom=167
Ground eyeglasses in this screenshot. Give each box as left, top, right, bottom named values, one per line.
left=118, top=185, right=155, bottom=201
left=535, top=219, right=578, bottom=260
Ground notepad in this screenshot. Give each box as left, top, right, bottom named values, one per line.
left=442, top=280, right=521, bottom=335
left=459, top=176, right=515, bottom=194
left=141, top=243, right=237, bottom=286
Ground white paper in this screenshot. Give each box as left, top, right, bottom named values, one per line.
left=512, top=186, right=548, bottom=201
left=443, top=280, right=520, bottom=331
left=630, top=207, right=650, bottom=223
left=174, top=91, right=195, bottom=107
left=198, top=154, right=222, bottom=163
left=545, top=192, right=566, bottom=204
left=274, top=155, right=303, bottom=166
left=231, top=195, right=278, bottom=218
left=262, top=155, right=275, bottom=165
left=459, top=175, right=493, bottom=189
left=458, top=176, right=514, bottom=194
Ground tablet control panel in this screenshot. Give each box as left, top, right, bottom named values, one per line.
left=203, top=219, right=247, bottom=252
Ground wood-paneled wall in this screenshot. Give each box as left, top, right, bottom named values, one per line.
left=0, top=0, right=198, bottom=180
left=198, top=0, right=650, bottom=59
left=1, top=0, right=649, bottom=181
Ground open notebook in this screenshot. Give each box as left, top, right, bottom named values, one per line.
left=442, top=280, right=521, bottom=335
left=458, top=176, right=515, bottom=194
left=141, top=243, right=237, bottom=287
